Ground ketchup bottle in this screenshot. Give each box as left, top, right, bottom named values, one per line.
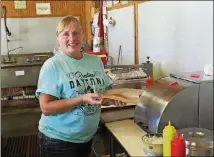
left=145, top=76, right=153, bottom=88
left=171, top=130, right=186, bottom=157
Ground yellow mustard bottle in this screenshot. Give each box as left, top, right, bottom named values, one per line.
left=163, top=121, right=176, bottom=157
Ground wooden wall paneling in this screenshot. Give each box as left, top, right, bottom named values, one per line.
left=134, top=1, right=139, bottom=64
left=1, top=1, right=85, bottom=18
left=1, top=1, right=89, bottom=40
left=107, top=1, right=134, bottom=11
left=138, top=0, right=151, bottom=4
left=84, top=1, right=95, bottom=49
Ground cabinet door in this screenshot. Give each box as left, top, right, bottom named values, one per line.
left=108, top=6, right=135, bottom=65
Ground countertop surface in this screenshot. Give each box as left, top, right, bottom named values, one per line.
left=105, top=119, right=147, bottom=157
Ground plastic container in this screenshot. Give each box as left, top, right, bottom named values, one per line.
left=163, top=121, right=176, bottom=157
left=145, top=76, right=153, bottom=88
left=142, top=133, right=163, bottom=156
left=153, top=62, right=161, bottom=81
left=171, top=131, right=186, bottom=157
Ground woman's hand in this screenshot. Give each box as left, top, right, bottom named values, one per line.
left=81, top=93, right=102, bottom=105
left=102, top=98, right=127, bottom=107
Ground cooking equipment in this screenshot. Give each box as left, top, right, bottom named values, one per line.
left=1, top=53, right=152, bottom=112
left=179, top=127, right=213, bottom=156
left=105, top=63, right=153, bottom=89
left=1, top=53, right=52, bottom=114
left=134, top=71, right=213, bottom=133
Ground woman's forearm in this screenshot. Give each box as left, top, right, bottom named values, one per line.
left=40, top=94, right=83, bottom=116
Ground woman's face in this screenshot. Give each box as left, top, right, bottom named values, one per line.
left=57, top=24, right=83, bottom=56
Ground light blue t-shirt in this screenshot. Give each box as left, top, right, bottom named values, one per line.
left=36, top=52, right=110, bottom=143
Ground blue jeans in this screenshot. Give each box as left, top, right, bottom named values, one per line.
left=38, top=132, right=92, bottom=157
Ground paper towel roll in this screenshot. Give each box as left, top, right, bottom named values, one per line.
left=103, top=19, right=110, bottom=26
left=204, top=64, right=213, bottom=76
left=93, top=37, right=100, bottom=53
left=94, top=27, right=100, bottom=37
left=103, top=19, right=115, bottom=26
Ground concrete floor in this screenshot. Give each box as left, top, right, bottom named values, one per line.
left=1, top=108, right=124, bottom=157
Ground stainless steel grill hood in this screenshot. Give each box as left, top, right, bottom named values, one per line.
left=134, top=71, right=213, bottom=133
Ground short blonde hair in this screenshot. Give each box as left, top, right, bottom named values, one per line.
left=56, top=16, right=83, bottom=36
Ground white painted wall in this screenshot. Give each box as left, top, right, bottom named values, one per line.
left=1, top=16, right=79, bottom=55
left=108, top=6, right=135, bottom=65
left=138, top=1, right=213, bottom=77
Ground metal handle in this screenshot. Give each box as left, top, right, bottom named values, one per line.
left=34, top=55, right=49, bottom=57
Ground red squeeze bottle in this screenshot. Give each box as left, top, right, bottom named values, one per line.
left=171, top=130, right=186, bottom=157
left=146, top=76, right=153, bottom=88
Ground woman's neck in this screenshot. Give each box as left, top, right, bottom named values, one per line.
left=64, top=51, right=83, bottom=60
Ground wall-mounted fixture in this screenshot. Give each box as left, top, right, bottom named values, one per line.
left=1, top=6, right=24, bottom=64
left=103, top=17, right=116, bottom=27
left=1, top=47, right=23, bottom=64
left=2, top=6, right=12, bottom=37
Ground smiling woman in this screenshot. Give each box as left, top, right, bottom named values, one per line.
left=56, top=16, right=84, bottom=59
left=36, top=15, right=127, bottom=157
